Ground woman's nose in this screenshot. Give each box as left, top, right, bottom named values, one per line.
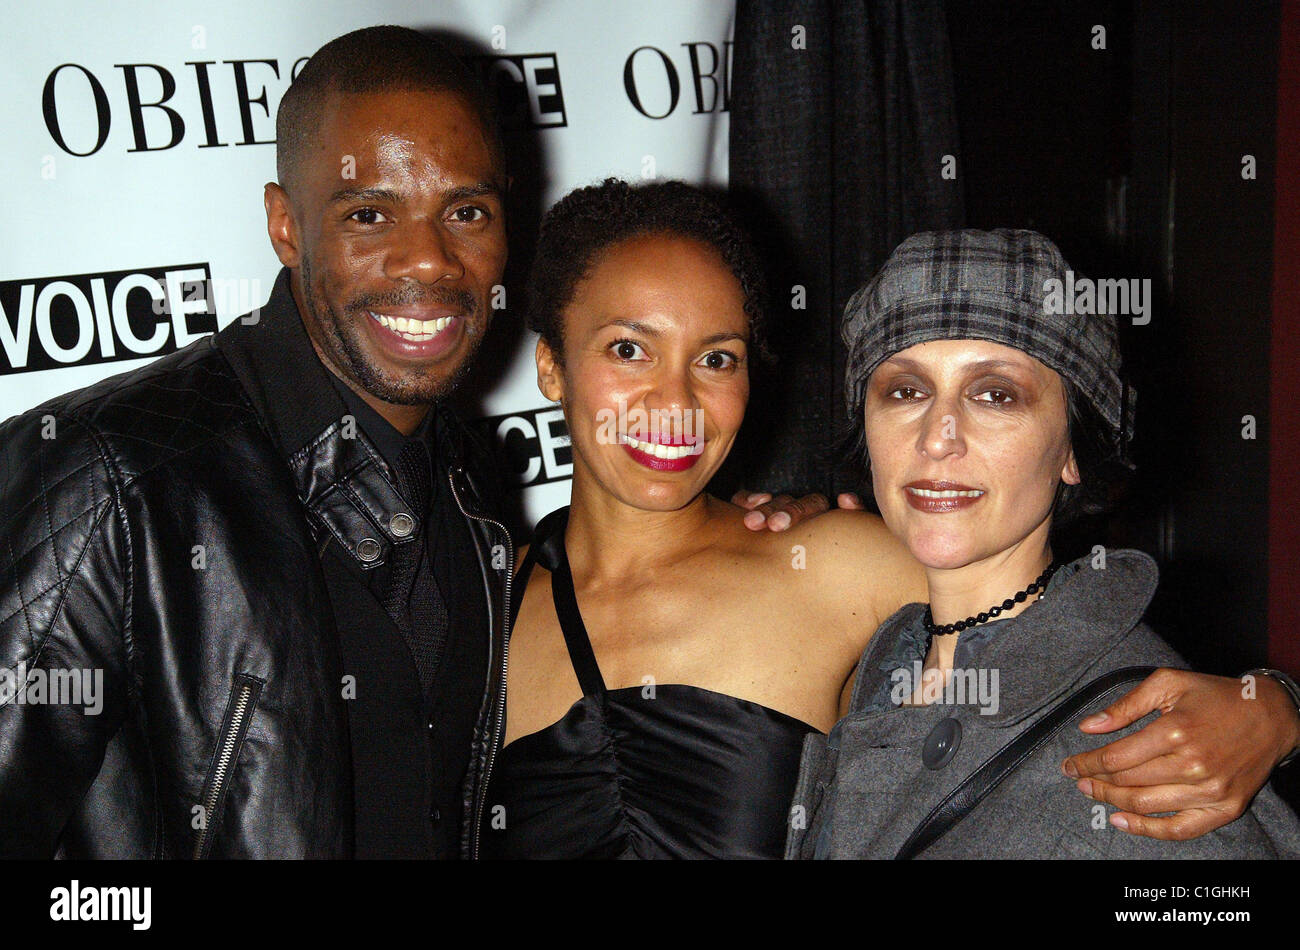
left=918, top=402, right=965, bottom=459
left=641, top=367, right=703, bottom=437
left=643, top=366, right=697, bottom=412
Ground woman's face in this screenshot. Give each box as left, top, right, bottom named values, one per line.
left=537, top=232, right=750, bottom=511
left=863, top=339, right=1080, bottom=570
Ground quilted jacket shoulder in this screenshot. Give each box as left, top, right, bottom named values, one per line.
left=29, top=335, right=261, bottom=489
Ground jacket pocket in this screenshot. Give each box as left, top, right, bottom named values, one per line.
left=193, top=674, right=263, bottom=859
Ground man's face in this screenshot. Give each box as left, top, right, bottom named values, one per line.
left=267, top=87, right=507, bottom=407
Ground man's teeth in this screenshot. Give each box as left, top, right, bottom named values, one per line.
left=369, top=312, right=454, bottom=340
left=906, top=487, right=984, bottom=498
left=624, top=436, right=697, bottom=459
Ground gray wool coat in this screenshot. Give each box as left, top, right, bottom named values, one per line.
left=786, top=549, right=1300, bottom=859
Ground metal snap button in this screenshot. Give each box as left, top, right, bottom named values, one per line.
left=922, top=717, right=962, bottom=770
left=356, top=537, right=382, bottom=562
left=390, top=512, right=415, bottom=537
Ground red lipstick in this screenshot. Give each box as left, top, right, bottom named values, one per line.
left=621, top=434, right=703, bottom=472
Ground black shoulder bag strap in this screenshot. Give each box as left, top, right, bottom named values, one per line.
left=894, top=665, right=1157, bottom=860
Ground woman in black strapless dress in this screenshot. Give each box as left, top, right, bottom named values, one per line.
left=483, top=509, right=817, bottom=859
left=475, top=180, right=889, bottom=860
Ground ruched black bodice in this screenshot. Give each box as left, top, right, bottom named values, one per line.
left=480, top=508, right=819, bottom=860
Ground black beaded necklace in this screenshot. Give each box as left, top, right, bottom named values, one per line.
left=923, top=561, right=1061, bottom=643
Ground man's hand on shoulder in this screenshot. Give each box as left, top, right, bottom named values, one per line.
left=732, top=489, right=867, bottom=531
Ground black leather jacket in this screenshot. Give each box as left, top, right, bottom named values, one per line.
left=0, top=273, right=514, bottom=858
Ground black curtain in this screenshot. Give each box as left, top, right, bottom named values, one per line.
left=726, top=0, right=965, bottom=498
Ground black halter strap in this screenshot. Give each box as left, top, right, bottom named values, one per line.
left=522, top=508, right=607, bottom=696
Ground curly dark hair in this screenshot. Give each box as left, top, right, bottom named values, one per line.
left=525, top=178, right=769, bottom=363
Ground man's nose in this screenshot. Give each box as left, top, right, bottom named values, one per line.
left=385, top=221, right=465, bottom=284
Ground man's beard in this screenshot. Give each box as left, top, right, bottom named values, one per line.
left=300, top=257, right=485, bottom=405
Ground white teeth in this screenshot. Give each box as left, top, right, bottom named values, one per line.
left=906, top=488, right=984, bottom=498
left=624, top=436, right=696, bottom=459
left=369, top=312, right=454, bottom=339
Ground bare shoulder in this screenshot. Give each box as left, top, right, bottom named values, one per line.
left=708, top=502, right=912, bottom=577
left=786, top=508, right=909, bottom=572
left=785, top=506, right=893, bottom=548
left=784, top=508, right=928, bottom=628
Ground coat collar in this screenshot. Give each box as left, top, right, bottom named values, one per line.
left=976, top=550, right=1159, bottom=725
left=854, top=549, right=1160, bottom=727
left=216, top=268, right=352, bottom=464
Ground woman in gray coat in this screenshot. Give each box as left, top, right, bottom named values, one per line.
left=786, top=229, right=1300, bottom=859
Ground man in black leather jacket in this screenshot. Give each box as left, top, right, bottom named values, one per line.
left=0, top=27, right=515, bottom=858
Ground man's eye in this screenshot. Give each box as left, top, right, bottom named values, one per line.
left=453, top=206, right=487, bottom=223
left=349, top=208, right=388, bottom=225
left=699, top=350, right=739, bottom=371
left=611, top=339, right=646, bottom=361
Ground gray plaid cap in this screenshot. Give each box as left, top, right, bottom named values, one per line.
left=841, top=228, right=1135, bottom=442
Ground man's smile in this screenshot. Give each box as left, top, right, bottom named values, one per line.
left=362, top=307, right=467, bottom=359
left=366, top=309, right=459, bottom=341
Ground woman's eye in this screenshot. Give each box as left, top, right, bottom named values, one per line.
left=699, top=350, right=738, bottom=371
left=973, top=389, right=1014, bottom=405
left=611, top=340, right=646, bottom=361
left=888, top=386, right=924, bottom=400
left=349, top=208, right=388, bottom=225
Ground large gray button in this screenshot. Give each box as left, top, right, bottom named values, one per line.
left=923, top=717, right=962, bottom=770
left=356, top=537, right=382, bottom=562
left=390, top=512, right=415, bottom=537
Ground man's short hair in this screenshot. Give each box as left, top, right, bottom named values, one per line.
left=275, top=25, right=500, bottom=192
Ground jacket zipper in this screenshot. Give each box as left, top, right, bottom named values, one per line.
left=194, top=677, right=260, bottom=859
left=447, top=466, right=514, bottom=860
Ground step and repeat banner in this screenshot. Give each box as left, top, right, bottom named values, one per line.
left=0, top=0, right=734, bottom=524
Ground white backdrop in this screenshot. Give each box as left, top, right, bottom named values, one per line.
left=0, top=0, right=734, bottom=524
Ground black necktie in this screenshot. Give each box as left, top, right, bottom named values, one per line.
left=385, top=438, right=450, bottom=704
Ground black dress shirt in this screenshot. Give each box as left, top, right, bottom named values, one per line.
left=329, top=376, right=450, bottom=696
left=325, top=375, right=487, bottom=859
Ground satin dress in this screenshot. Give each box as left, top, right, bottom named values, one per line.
left=480, top=508, right=820, bottom=859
